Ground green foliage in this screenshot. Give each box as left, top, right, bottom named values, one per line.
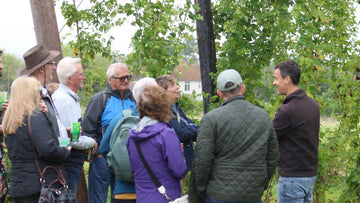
left=60, top=0, right=197, bottom=78
left=177, top=91, right=203, bottom=125
left=60, top=0, right=120, bottom=60
left=57, top=0, right=360, bottom=201
left=121, top=0, right=196, bottom=77
left=211, top=0, right=360, bottom=201
left=3, top=146, right=14, bottom=202
left=61, top=43, right=113, bottom=105
left=213, top=0, right=293, bottom=104
left=339, top=155, right=360, bottom=202
left=0, top=52, right=24, bottom=92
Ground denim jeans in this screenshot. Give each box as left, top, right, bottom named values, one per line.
left=277, top=176, right=317, bottom=203
left=63, top=163, right=82, bottom=195
left=88, top=156, right=115, bottom=203
left=205, top=195, right=262, bottom=203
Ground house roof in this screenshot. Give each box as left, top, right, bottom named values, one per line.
left=172, top=63, right=201, bottom=81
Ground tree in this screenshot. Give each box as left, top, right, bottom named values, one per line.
left=0, top=52, right=24, bottom=92
left=212, top=0, right=360, bottom=201
left=59, top=0, right=360, bottom=201
left=60, top=0, right=119, bottom=61
left=30, top=0, right=63, bottom=82
left=195, top=0, right=218, bottom=113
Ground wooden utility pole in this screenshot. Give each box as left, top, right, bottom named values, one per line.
left=29, top=1, right=88, bottom=203
left=194, top=0, right=217, bottom=113
left=29, top=0, right=63, bottom=82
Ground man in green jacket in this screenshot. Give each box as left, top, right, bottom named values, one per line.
left=189, top=69, right=279, bottom=203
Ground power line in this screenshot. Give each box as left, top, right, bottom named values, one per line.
left=59, top=0, right=85, bottom=33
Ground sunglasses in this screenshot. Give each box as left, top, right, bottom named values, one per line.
left=111, top=75, right=132, bottom=82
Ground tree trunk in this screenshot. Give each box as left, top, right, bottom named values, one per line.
left=30, top=1, right=89, bottom=202
left=76, top=168, right=89, bottom=203
left=29, top=0, right=63, bottom=83
left=194, top=0, right=217, bottom=113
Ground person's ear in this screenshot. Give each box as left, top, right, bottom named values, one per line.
left=285, top=75, right=291, bottom=84
left=241, top=84, right=246, bottom=95
left=38, top=66, right=45, bottom=73
left=67, top=76, right=73, bottom=84
left=217, top=89, right=225, bottom=100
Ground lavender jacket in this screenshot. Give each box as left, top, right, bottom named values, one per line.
left=127, top=117, right=187, bottom=203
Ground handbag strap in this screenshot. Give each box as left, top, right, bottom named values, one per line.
left=135, top=141, right=172, bottom=202
left=27, top=116, right=67, bottom=186
left=27, top=116, right=45, bottom=181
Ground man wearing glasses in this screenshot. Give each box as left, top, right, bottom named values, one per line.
left=19, top=44, right=61, bottom=139
left=82, top=63, right=136, bottom=203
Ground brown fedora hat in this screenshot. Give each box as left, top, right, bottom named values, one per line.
left=19, top=44, right=60, bottom=76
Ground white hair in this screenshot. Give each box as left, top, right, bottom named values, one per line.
left=132, top=77, right=157, bottom=102
left=57, top=57, right=82, bottom=84
left=106, top=63, right=128, bottom=79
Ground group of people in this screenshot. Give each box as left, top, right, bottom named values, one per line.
left=0, top=44, right=320, bottom=203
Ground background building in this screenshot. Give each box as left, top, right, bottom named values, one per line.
left=172, top=63, right=202, bottom=100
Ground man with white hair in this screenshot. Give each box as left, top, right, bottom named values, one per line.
left=52, top=57, right=97, bottom=194
left=82, top=63, right=136, bottom=203
left=99, top=77, right=157, bottom=203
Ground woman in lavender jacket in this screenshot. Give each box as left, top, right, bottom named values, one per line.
left=127, top=85, right=187, bottom=203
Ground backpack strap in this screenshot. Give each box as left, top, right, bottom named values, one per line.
left=102, top=90, right=111, bottom=114
left=122, top=109, right=133, bottom=118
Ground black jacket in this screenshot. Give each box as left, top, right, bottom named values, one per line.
left=6, top=111, right=71, bottom=198
left=82, top=85, right=135, bottom=153
left=273, top=89, right=320, bottom=177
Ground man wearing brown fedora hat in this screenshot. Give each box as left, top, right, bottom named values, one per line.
left=20, top=44, right=60, bottom=82
left=20, top=44, right=62, bottom=139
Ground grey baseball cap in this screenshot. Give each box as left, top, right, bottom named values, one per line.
left=217, top=69, right=243, bottom=91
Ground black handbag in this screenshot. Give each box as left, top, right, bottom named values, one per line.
left=27, top=117, right=76, bottom=203
left=37, top=165, right=76, bottom=203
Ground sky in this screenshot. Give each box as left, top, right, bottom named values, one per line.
left=0, top=1, right=359, bottom=59
left=0, top=1, right=136, bottom=58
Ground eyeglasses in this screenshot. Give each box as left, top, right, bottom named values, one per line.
left=111, top=75, right=132, bottom=82
left=46, top=61, right=56, bottom=65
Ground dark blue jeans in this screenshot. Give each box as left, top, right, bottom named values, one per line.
left=88, top=156, right=115, bottom=203
left=63, top=163, right=82, bottom=195
left=205, top=195, right=262, bottom=203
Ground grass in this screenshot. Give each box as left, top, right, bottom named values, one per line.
left=83, top=161, right=112, bottom=202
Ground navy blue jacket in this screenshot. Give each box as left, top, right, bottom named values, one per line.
left=168, top=103, right=199, bottom=170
